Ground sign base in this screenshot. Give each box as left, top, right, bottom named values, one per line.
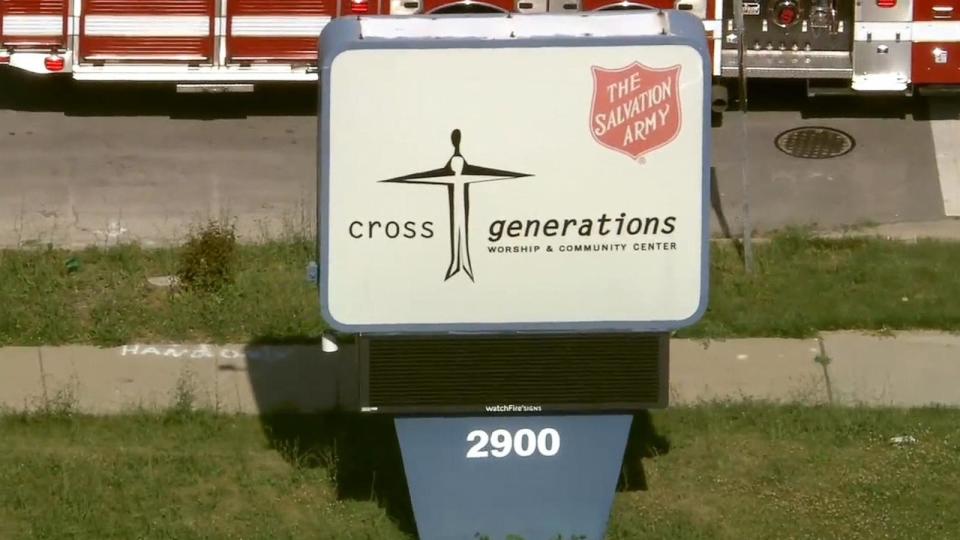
left=394, top=415, right=632, bottom=540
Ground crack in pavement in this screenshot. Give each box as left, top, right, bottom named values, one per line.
left=815, top=335, right=834, bottom=404
left=37, top=348, right=49, bottom=407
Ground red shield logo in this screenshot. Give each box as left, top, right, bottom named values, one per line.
left=590, top=62, right=683, bottom=161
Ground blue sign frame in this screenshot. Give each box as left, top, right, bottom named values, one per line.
left=317, top=12, right=712, bottom=335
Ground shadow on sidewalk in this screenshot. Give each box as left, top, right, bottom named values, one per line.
left=239, top=338, right=673, bottom=533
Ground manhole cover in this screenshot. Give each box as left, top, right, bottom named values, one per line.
left=774, top=126, right=855, bottom=159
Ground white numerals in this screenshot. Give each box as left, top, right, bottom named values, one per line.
left=466, top=428, right=560, bottom=459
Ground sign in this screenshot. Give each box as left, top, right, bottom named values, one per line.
left=394, top=414, right=632, bottom=540
left=318, top=12, right=711, bottom=334
left=318, top=13, right=708, bottom=540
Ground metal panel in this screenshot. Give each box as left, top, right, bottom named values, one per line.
left=83, top=15, right=210, bottom=36
left=2, top=14, right=63, bottom=34
left=581, top=0, right=672, bottom=10
left=516, top=0, right=548, bottom=13
left=226, top=0, right=334, bottom=63
left=912, top=18, right=960, bottom=86
left=422, top=0, right=514, bottom=12
left=230, top=15, right=330, bottom=35
left=81, top=0, right=213, bottom=17
left=720, top=48, right=852, bottom=77
left=230, top=0, right=334, bottom=14
left=1, top=0, right=67, bottom=16
left=720, top=0, right=854, bottom=53
left=79, top=0, right=215, bottom=62
left=1, top=0, right=67, bottom=47
left=717, top=0, right=857, bottom=79
left=80, top=36, right=211, bottom=59
left=915, top=0, right=958, bottom=21
left=227, top=37, right=319, bottom=60
left=387, top=0, right=422, bottom=14
left=912, top=0, right=960, bottom=86
left=912, top=42, right=960, bottom=83
left=852, top=38, right=911, bottom=90
left=856, top=0, right=913, bottom=22
left=547, top=0, right=580, bottom=11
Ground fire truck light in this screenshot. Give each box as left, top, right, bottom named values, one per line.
left=44, top=55, right=65, bottom=72
left=778, top=7, right=796, bottom=24
left=0, top=56, right=9, bottom=65
left=351, top=0, right=370, bottom=13
left=772, top=0, right=799, bottom=26
left=876, top=0, right=896, bottom=7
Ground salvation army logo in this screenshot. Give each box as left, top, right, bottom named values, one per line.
left=590, top=62, right=683, bottom=161
left=379, top=129, right=532, bottom=282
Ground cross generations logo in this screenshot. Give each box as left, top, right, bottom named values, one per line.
left=590, top=62, right=683, bottom=161
left=379, top=129, right=532, bottom=282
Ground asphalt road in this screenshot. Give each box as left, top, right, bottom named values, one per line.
left=712, top=83, right=954, bottom=237
left=0, top=71, right=956, bottom=247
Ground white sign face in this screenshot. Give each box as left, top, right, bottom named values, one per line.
left=323, top=43, right=706, bottom=331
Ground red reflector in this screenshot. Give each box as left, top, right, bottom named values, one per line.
left=877, top=0, right=896, bottom=7
left=0, top=56, right=10, bottom=65
left=350, top=0, right=369, bottom=13
left=44, top=56, right=65, bottom=72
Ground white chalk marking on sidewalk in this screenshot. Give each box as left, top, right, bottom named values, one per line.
left=117, top=344, right=289, bottom=361
left=929, top=99, right=960, bottom=217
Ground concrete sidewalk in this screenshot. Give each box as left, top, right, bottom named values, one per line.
left=1, top=331, right=958, bottom=414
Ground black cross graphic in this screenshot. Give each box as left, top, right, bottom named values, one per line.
left=380, top=129, right=532, bottom=282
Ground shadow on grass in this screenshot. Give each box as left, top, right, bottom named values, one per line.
left=239, top=338, right=418, bottom=534
left=618, top=411, right=672, bottom=492
left=260, top=411, right=417, bottom=535
left=240, top=338, right=672, bottom=536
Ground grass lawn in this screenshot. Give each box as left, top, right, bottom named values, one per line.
left=2, top=230, right=960, bottom=346
left=0, top=404, right=957, bottom=539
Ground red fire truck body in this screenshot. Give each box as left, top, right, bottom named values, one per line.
left=1, top=0, right=958, bottom=99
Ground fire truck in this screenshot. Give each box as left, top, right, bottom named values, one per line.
left=1, top=0, right=957, bottom=106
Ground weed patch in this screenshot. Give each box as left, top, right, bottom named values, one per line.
left=176, top=220, right=238, bottom=294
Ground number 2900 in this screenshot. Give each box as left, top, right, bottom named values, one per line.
left=466, top=428, right=560, bottom=458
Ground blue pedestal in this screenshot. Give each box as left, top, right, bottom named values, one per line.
left=394, top=415, right=632, bottom=540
